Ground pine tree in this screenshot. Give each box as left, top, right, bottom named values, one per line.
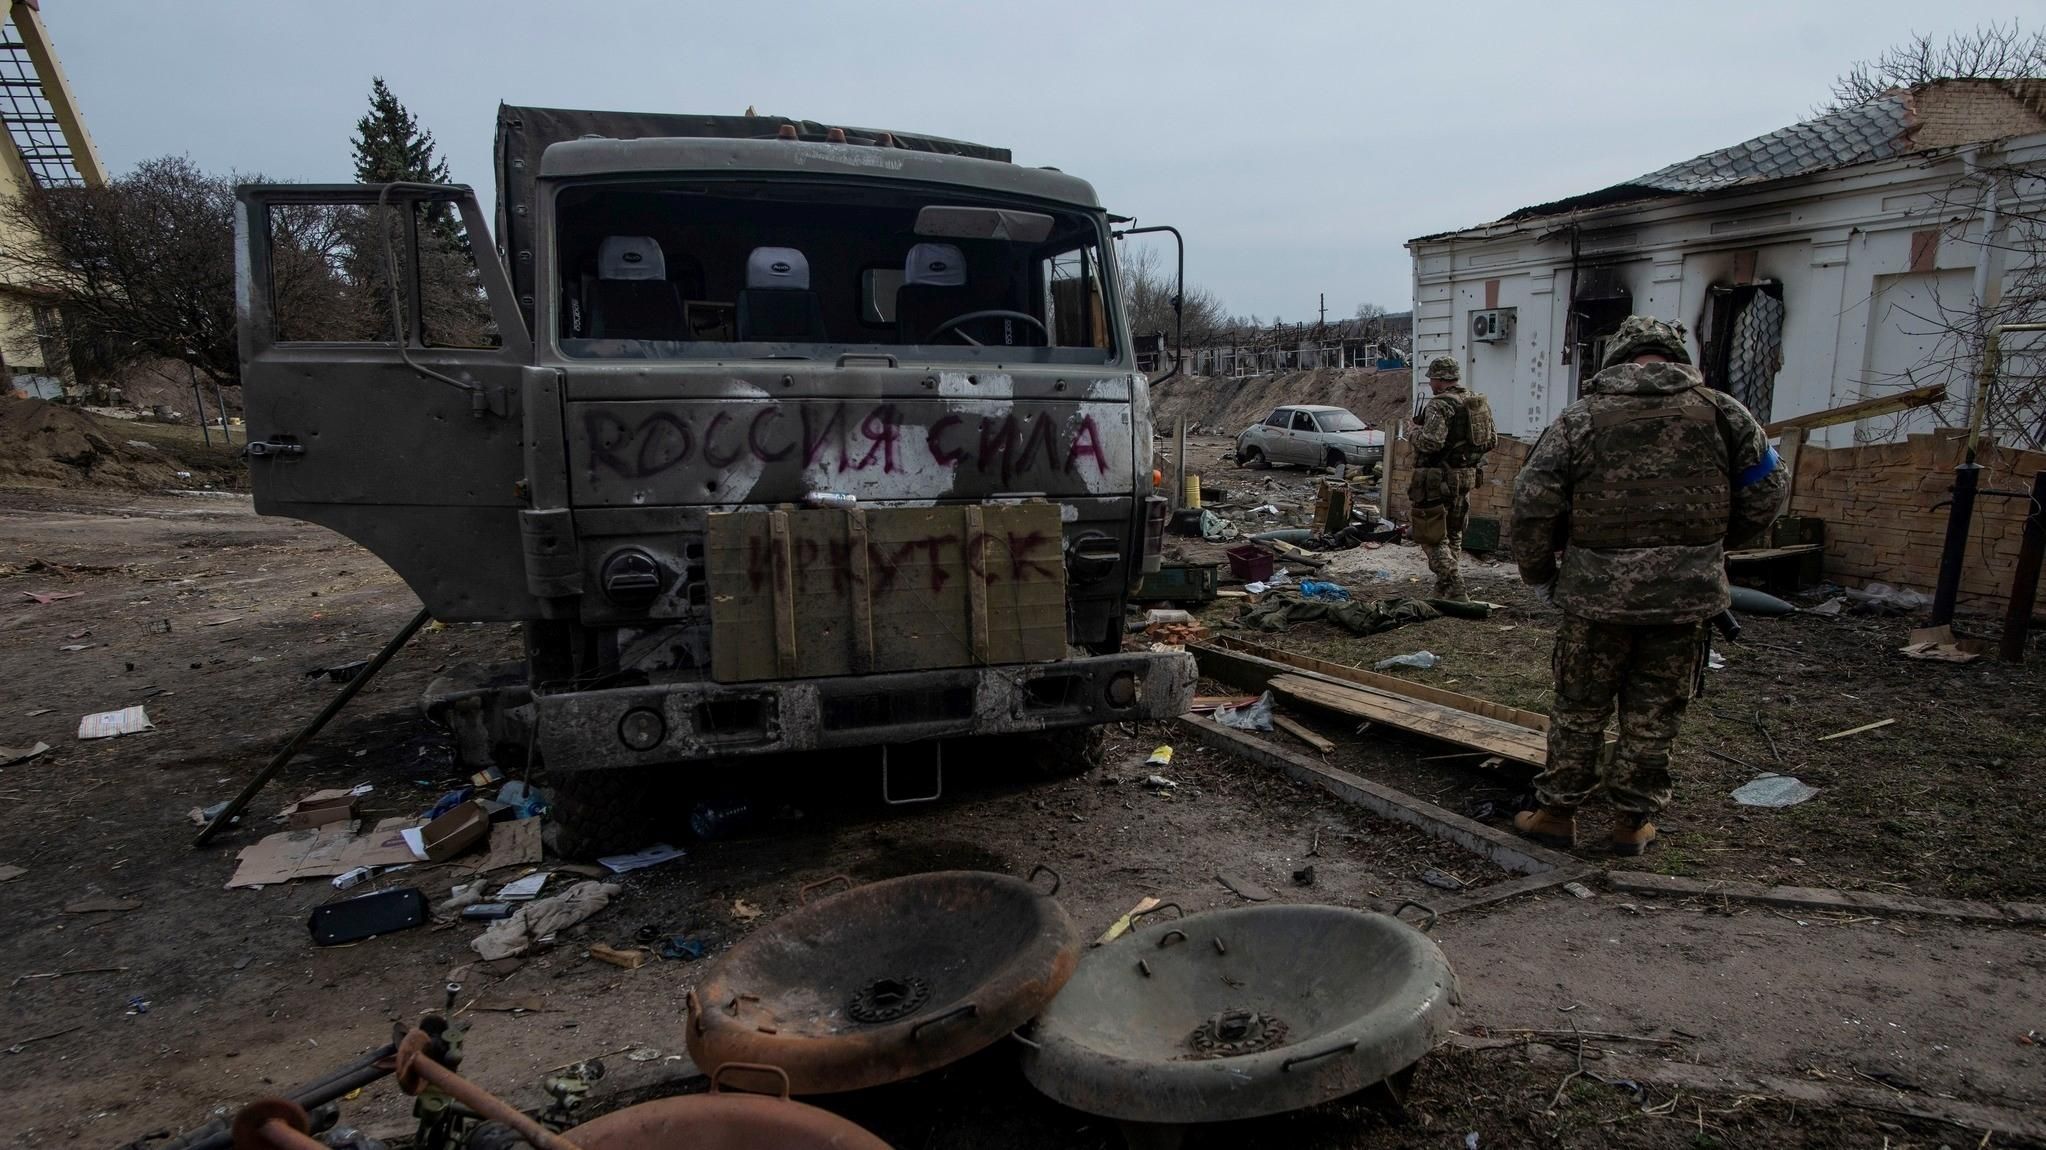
left=352, top=77, right=451, bottom=185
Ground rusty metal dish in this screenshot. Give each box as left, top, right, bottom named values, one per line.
left=1018, top=904, right=1458, bottom=1124
left=566, top=1065, right=889, bottom=1150
left=686, top=869, right=1080, bottom=1093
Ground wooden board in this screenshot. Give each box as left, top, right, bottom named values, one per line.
left=708, top=503, right=1066, bottom=682
left=1273, top=714, right=1335, bottom=753
left=1199, top=636, right=1551, bottom=732
left=1268, top=674, right=1548, bottom=767
left=1763, top=381, right=1945, bottom=436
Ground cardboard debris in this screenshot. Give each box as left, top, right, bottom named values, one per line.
left=463, top=817, right=543, bottom=874
left=282, top=788, right=360, bottom=830
left=227, top=817, right=422, bottom=889
left=1899, top=625, right=1985, bottom=664
left=399, top=800, right=491, bottom=863
left=1217, top=872, right=1274, bottom=902
left=1, top=742, right=51, bottom=767
left=78, top=706, right=152, bottom=740
left=1731, top=774, right=1821, bottom=808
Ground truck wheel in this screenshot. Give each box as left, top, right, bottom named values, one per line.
left=544, top=767, right=663, bottom=859
left=1027, top=726, right=1107, bottom=779
left=1239, top=446, right=1267, bottom=469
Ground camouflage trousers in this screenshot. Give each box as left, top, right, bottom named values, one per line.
left=1537, top=613, right=1705, bottom=815
left=1412, top=467, right=1475, bottom=600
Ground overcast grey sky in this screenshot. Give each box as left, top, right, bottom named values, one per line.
left=48, top=1, right=2025, bottom=321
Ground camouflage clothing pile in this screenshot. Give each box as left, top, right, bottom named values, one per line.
left=1510, top=336, right=1783, bottom=818
left=1236, top=594, right=1489, bottom=636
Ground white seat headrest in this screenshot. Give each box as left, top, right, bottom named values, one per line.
left=905, top=242, right=966, bottom=287
left=598, top=236, right=665, bottom=281
left=746, top=247, right=811, bottom=290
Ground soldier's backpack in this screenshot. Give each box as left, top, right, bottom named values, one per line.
left=1447, top=393, right=1498, bottom=467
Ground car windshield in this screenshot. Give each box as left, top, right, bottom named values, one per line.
left=1316, top=410, right=1367, bottom=432
left=553, top=178, right=1117, bottom=365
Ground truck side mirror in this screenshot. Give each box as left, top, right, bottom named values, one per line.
left=1113, top=225, right=1184, bottom=384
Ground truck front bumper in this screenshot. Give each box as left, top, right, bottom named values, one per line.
left=534, top=650, right=1196, bottom=771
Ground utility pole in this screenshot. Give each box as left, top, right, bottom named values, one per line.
left=1318, top=293, right=1326, bottom=327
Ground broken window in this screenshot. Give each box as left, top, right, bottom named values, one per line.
left=1702, top=283, right=1785, bottom=421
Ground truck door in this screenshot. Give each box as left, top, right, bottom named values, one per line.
left=235, top=184, right=537, bottom=620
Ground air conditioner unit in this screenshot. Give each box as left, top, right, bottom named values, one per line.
left=1471, top=308, right=1514, bottom=343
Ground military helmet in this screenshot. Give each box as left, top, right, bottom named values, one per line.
left=1601, top=315, right=1691, bottom=369
left=1425, top=356, right=1461, bottom=382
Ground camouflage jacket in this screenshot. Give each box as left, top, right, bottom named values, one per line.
left=1509, top=362, right=1784, bottom=624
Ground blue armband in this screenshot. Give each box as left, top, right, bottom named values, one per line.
left=1736, top=445, right=1779, bottom=489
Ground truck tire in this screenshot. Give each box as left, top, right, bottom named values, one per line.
left=1026, top=726, right=1107, bottom=779
left=1239, top=445, right=1267, bottom=469
left=544, top=767, right=663, bottom=860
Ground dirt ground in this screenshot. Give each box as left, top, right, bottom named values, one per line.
left=1, top=455, right=2041, bottom=1149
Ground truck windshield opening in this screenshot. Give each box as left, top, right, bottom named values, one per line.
left=553, top=180, right=1118, bottom=365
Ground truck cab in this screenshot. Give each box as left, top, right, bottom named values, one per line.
left=233, top=110, right=1195, bottom=851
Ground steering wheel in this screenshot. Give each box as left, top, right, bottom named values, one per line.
left=922, top=309, right=1050, bottom=347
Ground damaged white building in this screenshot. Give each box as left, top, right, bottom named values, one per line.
left=1406, top=79, right=2046, bottom=446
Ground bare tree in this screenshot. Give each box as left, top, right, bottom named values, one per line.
left=1827, top=20, right=2046, bottom=109
left=1118, top=243, right=1230, bottom=347
left=0, top=156, right=244, bottom=388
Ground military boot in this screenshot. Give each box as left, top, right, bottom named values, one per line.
left=1511, top=806, right=1577, bottom=849
left=1611, top=812, right=1658, bottom=856
left=1435, top=577, right=1469, bottom=602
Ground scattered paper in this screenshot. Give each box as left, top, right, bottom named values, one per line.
left=1, top=742, right=51, bottom=767
left=78, top=706, right=153, bottom=740
left=1707, top=649, right=1726, bottom=671
left=20, top=590, right=83, bottom=605
left=1731, top=774, right=1820, bottom=808
left=596, top=843, right=684, bottom=875
left=496, top=871, right=550, bottom=901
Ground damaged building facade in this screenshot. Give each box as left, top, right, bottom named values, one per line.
left=1406, top=80, right=2046, bottom=447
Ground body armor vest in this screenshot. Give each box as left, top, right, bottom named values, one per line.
left=1569, top=388, right=1730, bottom=550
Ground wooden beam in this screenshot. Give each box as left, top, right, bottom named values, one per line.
left=1195, top=637, right=1551, bottom=732
left=1272, top=714, right=1335, bottom=753
left=1764, top=381, right=1946, bottom=437
left=1607, top=870, right=2045, bottom=926
left=1270, top=674, right=1548, bottom=767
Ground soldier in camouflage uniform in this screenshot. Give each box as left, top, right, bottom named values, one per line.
left=1508, top=316, right=1784, bottom=856
left=1408, top=356, right=1496, bottom=600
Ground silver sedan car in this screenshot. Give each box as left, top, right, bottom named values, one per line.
left=1235, top=404, right=1384, bottom=469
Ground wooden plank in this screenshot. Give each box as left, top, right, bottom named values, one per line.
left=708, top=512, right=779, bottom=683
left=1176, top=716, right=1576, bottom=876
left=1606, top=870, right=2045, bottom=926
left=963, top=505, right=989, bottom=663
left=1764, top=381, right=1945, bottom=436
left=846, top=509, right=873, bottom=674
left=1273, top=714, right=1335, bottom=753
left=868, top=507, right=973, bottom=672
left=1269, top=674, right=1548, bottom=766
left=979, top=503, right=1067, bottom=665
left=788, top=509, right=857, bottom=678
left=768, top=510, right=797, bottom=678
left=1816, top=717, right=1895, bottom=741
left=1200, top=637, right=1550, bottom=732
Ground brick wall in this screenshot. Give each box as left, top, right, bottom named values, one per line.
left=1386, top=425, right=2042, bottom=613
left=1788, top=432, right=2043, bottom=613
left=1385, top=434, right=1532, bottom=550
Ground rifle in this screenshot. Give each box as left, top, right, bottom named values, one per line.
left=1697, top=608, right=1740, bottom=696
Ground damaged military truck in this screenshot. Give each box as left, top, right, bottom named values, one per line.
left=233, top=105, right=1195, bottom=853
